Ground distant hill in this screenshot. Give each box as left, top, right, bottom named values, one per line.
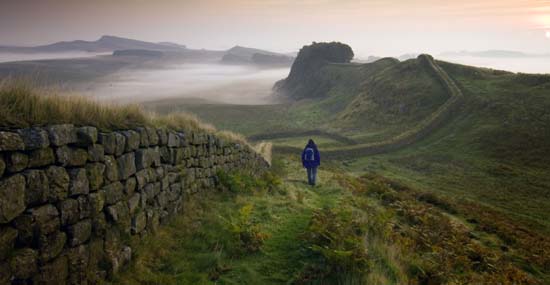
left=0, top=35, right=187, bottom=53
left=440, top=50, right=550, bottom=58
left=112, top=49, right=164, bottom=57
left=221, top=46, right=294, bottom=66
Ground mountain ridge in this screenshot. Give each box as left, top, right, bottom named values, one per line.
left=0, top=35, right=187, bottom=53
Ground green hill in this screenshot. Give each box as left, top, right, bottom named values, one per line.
left=145, top=42, right=550, bottom=243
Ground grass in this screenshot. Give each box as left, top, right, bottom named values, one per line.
left=0, top=78, right=276, bottom=161
left=116, top=155, right=547, bottom=284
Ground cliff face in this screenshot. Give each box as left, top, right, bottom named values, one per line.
left=274, top=42, right=354, bottom=100
left=0, top=124, right=268, bottom=284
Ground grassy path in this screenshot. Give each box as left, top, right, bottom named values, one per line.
left=115, top=156, right=548, bottom=284
left=115, top=158, right=349, bottom=284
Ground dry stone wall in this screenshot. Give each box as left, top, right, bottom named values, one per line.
left=0, top=124, right=268, bottom=284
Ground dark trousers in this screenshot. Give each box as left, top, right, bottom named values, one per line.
left=306, top=167, right=317, bottom=185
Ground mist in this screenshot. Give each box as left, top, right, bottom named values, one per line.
left=0, top=52, right=109, bottom=63
left=83, top=64, right=290, bottom=105
left=437, top=56, right=550, bottom=74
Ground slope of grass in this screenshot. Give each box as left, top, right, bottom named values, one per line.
left=116, top=155, right=547, bottom=284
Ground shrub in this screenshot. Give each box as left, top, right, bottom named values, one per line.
left=298, top=206, right=369, bottom=283
left=226, top=204, right=268, bottom=254
left=216, top=170, right=281, bottom=194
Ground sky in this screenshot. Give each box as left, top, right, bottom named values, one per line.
left=1, top=0, right=550, bottom=57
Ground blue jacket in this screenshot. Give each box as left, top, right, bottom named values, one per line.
left=302, top=142, right=320, bottom=168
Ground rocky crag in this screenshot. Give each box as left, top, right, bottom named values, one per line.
left=0, top=124, right=268, bottom=284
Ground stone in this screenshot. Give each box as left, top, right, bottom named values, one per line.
left=135, top=148, right=153, bottom=170
left=12, top=215, right=33, bottom=247
left=10, top=248, right=38, bottom=279
left=68, top=168, right=89, bottom=196
left=29, top=204, right=60, bottom=236
left=46, top=166, right=69, bottom=202
left=135, top=169, right=148, bottom=189
left=28, top=147, right=55, bottom=168
left=76, top=126, right=98, bottom=146
left=156, top=191, right=168, bottom=208
left=131, top=211, right=146, bottom=234
left=159, top=146, right=170, bottom=164
left=38, top=231, right=66, bottom=262
left=92, top=212, right=107, bottom=236
left=66, top=244, right=90, bottom=284
left=47, top=124, right=77, bottom=146
left=0, top=131, right=25, bottom=151
left=102, top=182, right=124, bottom=205
left=160, top=176, right=170, bottom=191
left=67, top=219, right=92, bottom=246
left=167, top=132, right=179, bottom=147
left=17, top=127, right=50, bottom=150
left=124, top=177, right=136, bottom=196
left=114, top=132, right=126, bottom=156
left=22, top=169, right=50, bottom=206
left=56, top=145, right=88, bottom=166
left=0, top=226, right=17, bottom=261
left=77, top=195, right=93, bottom=220
left=122, top=130, right=140, bottom=152
left=157, top=128, right=168, bottom=145
left=6, top=152, right=28, bottom=173
left=167, top=172, right=179, bottom=184
left=0, top=157, right=4, bottom=177
left=143, top=184, right=155, bottom=204
left=89, top=191, right=105, bottom=214
left=33, top=255, right=68, bottom=284
left=117, top=152, right=136, bottom=180
left=87, top=144, right=104, bottom=162
left=98, top=132, right=116, bottom=155
left=0, top=174, right=26, bottom=223
left=120, top=246, right=132, bottom=266
left=151, top=148, right=161, bottom=167
left=135, top=127, right=149, bottom=147
left=146, top=210, right=160, bottom=233
left=105, top=201, right=131, bottom=231
left=103, top=155, right=119, bottom=182
left=178, top=132, right=188, bottom=146
left=86, top=163, right=105, bottom=191
left=58, top=198, right=79, bottom=226
left=146, top=127, right=159, bottom=146
left=127, top=193, right=140, bottom=214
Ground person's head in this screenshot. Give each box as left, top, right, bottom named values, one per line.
left=308, top=139, right=315, bottom=146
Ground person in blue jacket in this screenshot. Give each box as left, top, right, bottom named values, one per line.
left=301, top=139, right=320, bottom=186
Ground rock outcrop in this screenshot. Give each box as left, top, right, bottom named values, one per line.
left=274, top=42, right=354, bottom=99
left=0, top=124, right=268, bottom=284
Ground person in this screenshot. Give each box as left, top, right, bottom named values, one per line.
left=301, top=139, right=320, bottom=186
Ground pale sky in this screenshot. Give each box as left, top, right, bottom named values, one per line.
left=1, top=0, right=550, bottom=57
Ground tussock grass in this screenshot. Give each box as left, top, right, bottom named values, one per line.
left=0, top=79, right=148, bottom=130
left=0, top=79, right=271, bottom=161
left=252, top=142, right=272, bottom=165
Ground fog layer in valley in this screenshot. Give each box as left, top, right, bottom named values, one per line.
left=0, top=52, right=109, bottom=63
left=437, top=56, right=550, bottom=74
left=85, top=64, right=290, bottom=105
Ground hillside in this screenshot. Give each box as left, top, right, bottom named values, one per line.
left=155, top=42, right=550, bottom=251
left=221, top=46, right=294, bottom=66
left=0, top=35, right=186, bottom=53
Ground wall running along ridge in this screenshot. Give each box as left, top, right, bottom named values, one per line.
left=0, top=124, right=268, bottom=284
left=272, top=54, right=464, bottom=159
